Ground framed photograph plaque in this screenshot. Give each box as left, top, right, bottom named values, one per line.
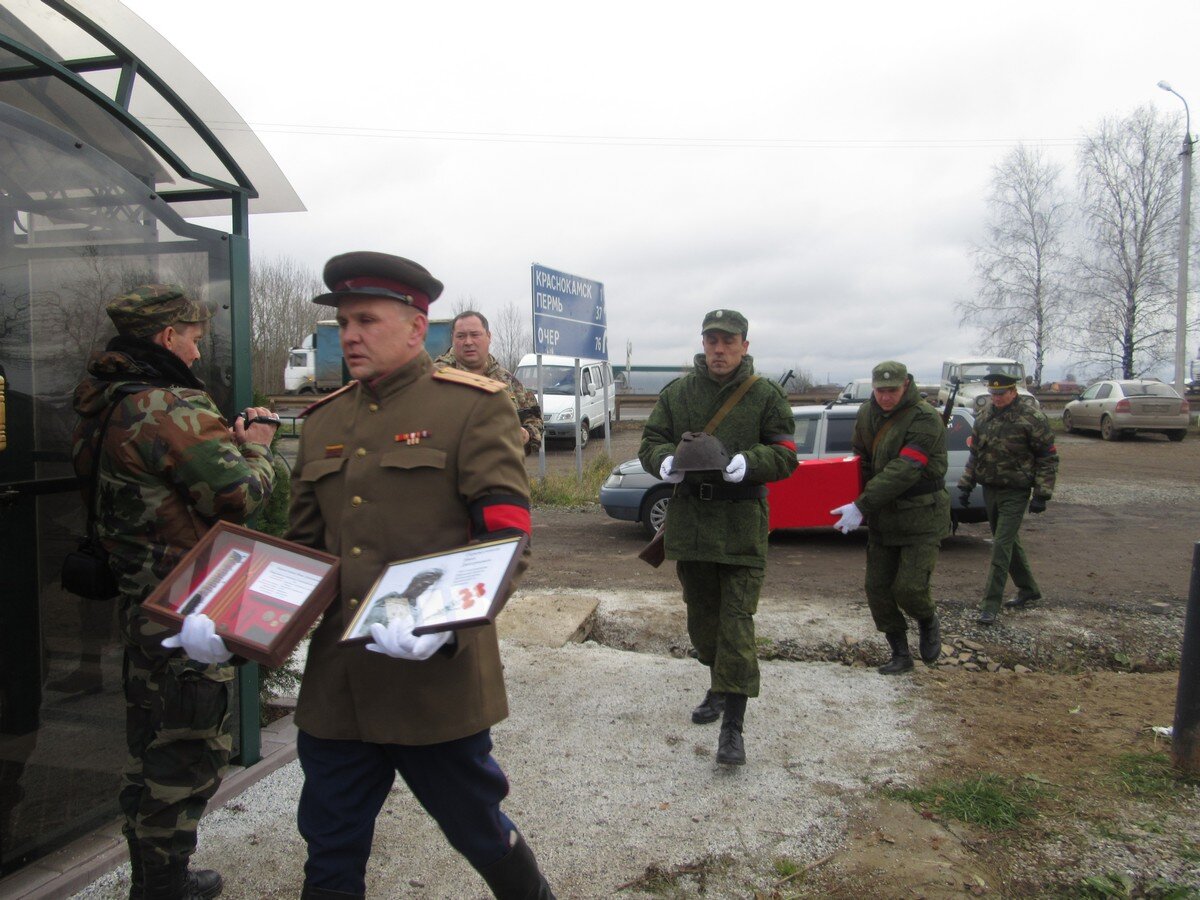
left=143, top=521, right=340, bottom=667
left=340, top=534, right=528, bottom=643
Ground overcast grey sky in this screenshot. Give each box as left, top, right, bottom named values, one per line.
left=125, top=0, right=1200, bottom=384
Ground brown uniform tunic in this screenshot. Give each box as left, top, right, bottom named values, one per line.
left=287, top=351, right=531, bottom=745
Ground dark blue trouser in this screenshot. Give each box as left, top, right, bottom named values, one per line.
left=297, top=728, right=516, bottom=894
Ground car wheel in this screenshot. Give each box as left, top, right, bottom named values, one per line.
left=577, top=420, right=590, bottom=448
left=1100, top=415, right=1120, bottom=441
left=1061, top=410, right=1077, bottom=434
left=640, top=486, right=672, bottom=537
left=1168, top=429, right=1187, bottom=442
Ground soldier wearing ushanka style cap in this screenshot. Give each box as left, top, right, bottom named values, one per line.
left=284, top=251, right=554, bottom=899
left=639, top=307, right=797, bottom=767
left=959, top=369, right=1058, bottom=625
left=831, top=360, right=949, bottom=675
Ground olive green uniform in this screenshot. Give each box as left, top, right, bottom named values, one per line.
left=639, top=355, right=797, bottom=697
left=957, top=396, right=1058, bottom=613
left=851, top=379, right=950, bottom=634
left=72, top=340, right=276, bottom=866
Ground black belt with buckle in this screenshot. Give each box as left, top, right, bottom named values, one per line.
left=674, top=482, right=768, bottom=501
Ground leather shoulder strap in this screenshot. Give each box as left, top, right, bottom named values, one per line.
left=870, top=405, right=919, bottom=456
left=704, top=376, right=759, bottom=434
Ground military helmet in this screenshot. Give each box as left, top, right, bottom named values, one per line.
left=671, top=431, right=731, bottom=472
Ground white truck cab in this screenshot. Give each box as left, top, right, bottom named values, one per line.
left=938, top=358, right=1038, bottom=412
left=514, top=353, right=616, bottom=447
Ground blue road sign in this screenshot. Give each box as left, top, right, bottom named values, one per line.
left=531, top=264, right=606, bottom=359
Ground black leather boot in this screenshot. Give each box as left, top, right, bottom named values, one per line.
left=716, top=693, right=747, bottom=766
left=690, top=689, right=725, bottom=724
left=126, top=834, right=143, bottom=900
left=139, top=855, right=222, bottom=900
left=478, top=832, right=556, bottom=899
left=878, top=632, right=914, bottom=675
left=916, top=614, right=941, bottom=665
left=300, top=885, right=364, bottom=899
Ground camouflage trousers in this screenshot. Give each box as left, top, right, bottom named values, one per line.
left=676, top=561, right=764, bottom=697
left=864, top=535, right=940, bottom=634
left=120, top=597, right=234, bottom=865
left=980, top=486, right=1040, bottom=614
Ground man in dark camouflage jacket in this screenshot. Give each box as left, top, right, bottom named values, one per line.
left=956, top=373, right=1059, bottom=625
left=435, top=310, right=544, bottom=454
left=72, top=285, right=277, bottom=899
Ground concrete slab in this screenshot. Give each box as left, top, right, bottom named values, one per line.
left=496, top=592, right=598, bottom=647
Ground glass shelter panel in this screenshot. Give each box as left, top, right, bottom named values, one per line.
left=0, top=101, right=234, bottom=875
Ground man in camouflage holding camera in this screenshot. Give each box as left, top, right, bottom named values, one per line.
left=72, top=285, right=278, bottom=899
left=957, top=372, right=1058, bottom=625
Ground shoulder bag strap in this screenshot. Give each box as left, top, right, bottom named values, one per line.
left=703, top=375, right=759, bottom=434
left=869, top=405, right=919, bottom=457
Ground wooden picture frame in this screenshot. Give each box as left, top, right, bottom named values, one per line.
left=142, top=521, right=340, bottom=667
left=340, top=534, right=528, bottom=642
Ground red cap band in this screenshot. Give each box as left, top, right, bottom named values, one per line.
left=336, top=276, right=430, bottom=313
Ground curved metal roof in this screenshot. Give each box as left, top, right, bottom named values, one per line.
left=0, top=0, right=304, bottom=218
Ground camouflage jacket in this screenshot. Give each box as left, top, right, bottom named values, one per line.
left=639, top=355, right=797, bottom=568
left=72, top=340, right=276, bottom=603
left=434, top=350, right=544, bottom=454
left=851, top=379, right=950, bottom=544
left=958, top=396, right=1058, bottom=499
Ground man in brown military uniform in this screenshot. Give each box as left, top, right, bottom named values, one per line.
left=285, top=252, right=554, bottom=900
left=434, top=310, right=544, bottom=454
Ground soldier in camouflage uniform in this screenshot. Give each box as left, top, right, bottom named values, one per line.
left=956, top=372, right=1058, bottom=625
left=434, top=310, right=544, bottom=455
left=72, top=285, right=277, bottom=899
left=639, top=309, right=797, bottom=766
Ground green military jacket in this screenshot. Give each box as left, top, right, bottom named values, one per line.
left=287, top=351, right=531, bottom=746
left=434, top=350, right=545, bottom=454
left=72, top=344, right=277, bottom=604
left=958, top=395, right=1058, bottom=499
left=851, top=379, right=950, bottom=545
left=639, top=355, right=797, bottom=568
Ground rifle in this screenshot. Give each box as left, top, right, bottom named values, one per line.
left=941, top=377, right=961, bottom=426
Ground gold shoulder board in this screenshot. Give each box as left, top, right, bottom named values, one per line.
left=299, top=381, right=359, bottom=418
left=431, top=368, right=505, bottom=393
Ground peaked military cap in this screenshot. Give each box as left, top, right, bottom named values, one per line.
left=986, top=372, right=1019, bottom=391
left=314, top=251, right=444, bottom=313
left=872, top=360, right=908, bottom=388
left=701, top=308, right=748, bottom=337
left=107, top=284, right=212, bottom=339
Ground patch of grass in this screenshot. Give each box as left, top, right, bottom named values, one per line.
left=1112, top=752, right=1198, bottom=799
left=772, top=856, right=801, bottom=879
left=529, top=452, right=614, bottom=507
left=1073, top=873, right=1200, bottom=899
left=887, top=774, right=1043, bottom=831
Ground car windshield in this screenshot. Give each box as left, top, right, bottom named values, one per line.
left=515, top=365, right=577, bottom=394
left=1119, top=382, right=1178, bottom=398
left=957, top=362, right=1024, bottom=383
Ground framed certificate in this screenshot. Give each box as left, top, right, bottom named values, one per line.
left=143, top=521, right=340, bottom=667
left=340, top=534, right=528, bottom=642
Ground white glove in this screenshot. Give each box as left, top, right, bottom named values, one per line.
left=366, top=619, right=452, bottom=661
left=161, top=614, right=233, bottom=664
left=659, top=455, right=684, bottom=484
left=722, top=453, right=747, bottom=483
left=830, top=502, right=863, bottom=534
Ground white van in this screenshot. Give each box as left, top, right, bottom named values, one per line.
left=515, top=353, right=616, bottom=447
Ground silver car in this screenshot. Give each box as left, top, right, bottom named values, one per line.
left=1062, top=380, right=1190, bottom=442
left=600, top=406, right=986, bottom=536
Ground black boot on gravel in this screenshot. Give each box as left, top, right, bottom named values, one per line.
left=878, top=632, right=914, bottom=675
left=916, top=614, right=941, bottom=665
left=691, top=690, right=725, bottom=724
left=716, top=693, right=747, bottom=766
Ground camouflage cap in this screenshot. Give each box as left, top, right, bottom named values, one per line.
left=872, top=360, right=908, bottom=388
left=986, top=372, right=1019, bottom=391
left=701, top=309, right=749, bottom=337
left=107, top=284, right=212, bottom=339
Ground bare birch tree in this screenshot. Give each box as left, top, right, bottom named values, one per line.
left=250, top=256, right=323, bottom=393
left=959, top=144, right=1073, bottom=386
left=1073, top=105, right=1181, bottom=378
left=490, top=300, right=532, bottom=371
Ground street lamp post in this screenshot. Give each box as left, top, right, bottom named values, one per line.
left=1158, top=80, right=1194, bottom=396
